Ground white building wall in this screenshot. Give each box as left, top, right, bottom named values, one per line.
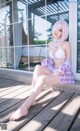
left=69, top=0, right=80, bottom=80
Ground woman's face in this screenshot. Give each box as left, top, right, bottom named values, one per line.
left=53, top=26, right=63, bottom=40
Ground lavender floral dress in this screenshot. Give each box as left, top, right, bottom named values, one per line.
left=41, top=58, right=75, bottom=84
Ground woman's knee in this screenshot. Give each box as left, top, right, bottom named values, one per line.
left=35, top=65, right=41, bottom=70
left=34, top=65, right=43, bottom=73
left=38, top=75, right=46, bottom=84
left=38, top=75, right=59, bottom=86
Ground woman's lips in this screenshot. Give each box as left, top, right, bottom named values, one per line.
left=54, top=33, right=57, bottom=36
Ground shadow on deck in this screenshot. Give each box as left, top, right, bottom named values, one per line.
left=0, top=77, right=80, bottom=131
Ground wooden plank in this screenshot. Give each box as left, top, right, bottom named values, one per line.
left=0, top=77, right=8, bottom=80
left=0, top=91, right=30, bottom=123
left=44, top=94, right=80, bottom=131
left=0, top=85, right=30, bottom=104
left=19, top=91, right=74, bottom=131
left=0, top=86, right=31, bottom=113
left=0, top=83, right=28, bottom=97
left=53, top=84, right=80, bottom=93
left=0, top=79, right=22, bottom=94
left=0, top=81, right=16, bottom=89
left=0, top=78, right=12, bottom=81
left=0, top=81, right=23, bottom=92
left=70, top=111, right=80, bottom=131
left=0, top=88, right=53, bottom=122
left=0, top=73, right=32, bottom=85
left=0, top=79, right=13, bottom=84
left=6, top=90, right=62, bottom=131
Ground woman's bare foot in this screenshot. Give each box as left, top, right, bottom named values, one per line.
left=10, top=106, right=28, bottom=121
left=10, top=100, right=37, bottom=121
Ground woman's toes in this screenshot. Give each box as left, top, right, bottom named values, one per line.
left=9, top=108, right=28, bottom=121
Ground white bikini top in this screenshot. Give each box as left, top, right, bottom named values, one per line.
left=49, top=41, right=66, bottom=59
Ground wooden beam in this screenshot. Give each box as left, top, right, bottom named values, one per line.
left=30, top=8, right=68, bottom=24
left=28, top=0, right=58, bottom=10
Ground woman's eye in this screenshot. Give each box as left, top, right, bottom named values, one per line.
left=59, top=29, right=62, bottom=32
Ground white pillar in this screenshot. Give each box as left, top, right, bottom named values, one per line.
left=69, top=0, right=78, bottom=80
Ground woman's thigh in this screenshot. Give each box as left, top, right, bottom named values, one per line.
left=35, top=65, right=52, bottom=75
left=41, top=74, right=60, bottom=86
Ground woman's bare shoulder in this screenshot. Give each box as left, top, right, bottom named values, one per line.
left=63, top=41, right=71, bottom=48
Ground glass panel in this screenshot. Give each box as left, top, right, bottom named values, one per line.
left=0, top=0, right=14, bottom=68
left=0, top=0, right=69, bottom=71
left=0, top=48, right=7, bottom=68
left=46, top=0, right=69, bottom=43
left=46, top=0, right=69, bottom=21
left=28, top=0, right=45, bottom=19
left=13, top=21, right=28, bottom=69
left=77, top=1, right=80, bottom=73
left=0, top=47, right=14, bottom=68
left=19, top=17, right=49, bottom=71
left=17, top=1, right=28, bottom=22
left=28, top=17, right=50, bottom=70
left=7, top=47, right=14, bottom=68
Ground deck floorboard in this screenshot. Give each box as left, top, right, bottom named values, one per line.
left=0, top=78, right=80, bottom=131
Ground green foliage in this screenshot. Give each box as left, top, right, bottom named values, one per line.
left=34, top=40, right=46, bottom=44
left=33, top=40, right=51, bottom=45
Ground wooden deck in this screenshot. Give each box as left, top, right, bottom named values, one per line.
left=0, top=77, right=80, bottom=131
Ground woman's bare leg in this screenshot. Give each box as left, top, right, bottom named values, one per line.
left=31, top=65, right=51, bottom=89
left=31, top=65, right=52, bottom=105
left=10, top=75, right=45, bottom=121
left=10, top=74, right=59, bottom=121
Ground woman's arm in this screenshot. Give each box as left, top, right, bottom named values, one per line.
left=65, top=41, right=71, bottom=60
left=64, top=42, right=72, bottom=67
left=58, top=42, right=72, bottom=76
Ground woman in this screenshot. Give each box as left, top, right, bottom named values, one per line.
left=10, top=20, right=75, bottom=121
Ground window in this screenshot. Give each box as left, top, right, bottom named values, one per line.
left=77, top=1, right=80, bottom=73
left=0, top=0, right=69, bottom=71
